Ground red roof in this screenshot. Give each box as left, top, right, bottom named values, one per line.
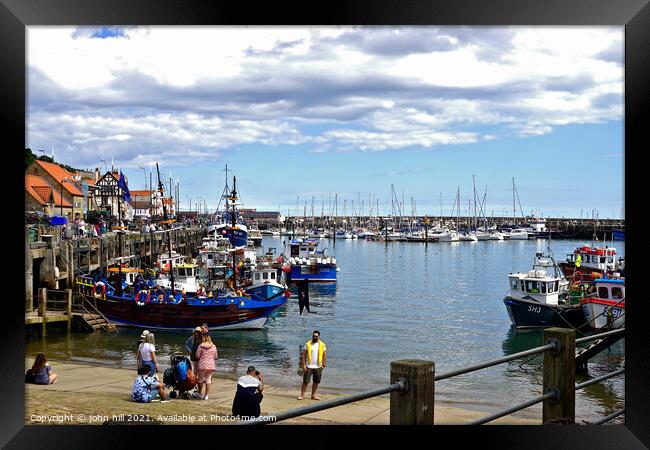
left=131, top=190, right=153, bottom=197
left=25, top=174, right=72, bottom=207
left=34, top=160, right=83, bottom=196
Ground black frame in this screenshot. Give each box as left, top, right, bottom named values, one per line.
left=3, top=0, right=648, bottom=447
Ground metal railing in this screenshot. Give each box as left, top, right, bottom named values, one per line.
left=238, top=327, right=624, bottom=426
left=238, top=379, right=407, bottom=425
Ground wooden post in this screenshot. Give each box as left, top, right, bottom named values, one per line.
left=66, top=288, right=73, bottom=331
left=543, top=327, right=575, bottom=423
left=26, top=226, right=34, bottom=312
left=390, top=359, right=435, bottom=425
left=39, top=288, right=47, bottom=338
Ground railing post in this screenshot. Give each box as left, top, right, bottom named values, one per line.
left=66, top=288, right=73, bottom=331
left=39, top=288, right=47, bottom=338
left=543, top=327, right=575, bottom=423
left=390, top=359, right=435, bottom=425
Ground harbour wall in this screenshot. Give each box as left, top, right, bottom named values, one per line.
left=25, top=225, right=206, bottom=313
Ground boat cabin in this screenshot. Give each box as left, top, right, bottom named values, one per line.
left=107, top=267, right=144, bottom=286
left=159, top=252, right=185, bottom=269
left=173, top=264, right=197, bottom=280
left=507, top=270, right=564, bottom=305
left=593, top=278, right=625, bottom=302
left=565, top=246, right=617, bottom=273
left=289, top=239, right=322, bottom=258
left=251, top=268, right=281, bottom=287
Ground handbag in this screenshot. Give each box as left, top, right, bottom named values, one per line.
left=25, top=369, right=36, bottom=384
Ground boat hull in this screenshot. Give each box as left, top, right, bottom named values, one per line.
left=246, top=283, right=285, bottom=302
left=288, top=264, right=337, bottom=282
left=91, top=295, right=286, bottom=331
left=503, top=296, right=586, bottom=329
left=580, top=298, right=625, bottom=329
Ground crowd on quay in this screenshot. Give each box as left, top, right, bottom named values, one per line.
left=41, top=212, right=209, bottom=241
left=131, top=325, right=265, bottom=417
left=26, top=327, right=329, bottom=419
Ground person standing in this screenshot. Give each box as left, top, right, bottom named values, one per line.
left=298, top=330, right=327, bottom=401
left=185, top=327, right=203, bottom=374
left=138, top=332, right=158, bottom=375
left=232, top=366, right=264, bottom=418
left=194, top=334, right=217, bottom=400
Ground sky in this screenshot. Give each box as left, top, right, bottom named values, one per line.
left=26, top=26, right=624, bottom=219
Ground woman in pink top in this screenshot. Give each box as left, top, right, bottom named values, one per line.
left=194, top=334, right=217, bottom=400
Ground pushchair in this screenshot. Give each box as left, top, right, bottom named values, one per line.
left=163, top=354, right=197, bottom=399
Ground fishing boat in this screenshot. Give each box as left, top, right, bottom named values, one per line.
left=76, top=272, right=289, bottom=330
left=284, top=238, right=337, bottom=282
left=503, top=252, right=585, bottom=328
left=558, top=245, right=621, bottom=279
left=245, top=265, right=288, bottom=302
left=612, top=229, right=625, bottom=241
left=207, top=170, right=249, bottom=248
left=579, top=278, right=625, bottom=330
left=157, top=263, right=201, bottom=294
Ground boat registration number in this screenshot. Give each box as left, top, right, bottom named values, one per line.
left=528, top=305, right=542, bottom=314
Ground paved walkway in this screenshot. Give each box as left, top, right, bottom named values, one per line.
left=25, top=359, right=540, bottom=425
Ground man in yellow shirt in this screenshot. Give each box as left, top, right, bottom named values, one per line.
left=298, top=330, right=327, bottom=400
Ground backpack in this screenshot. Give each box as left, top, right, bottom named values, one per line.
left=163, top=367, right=174, bottom=387
left=176, top=359, right=188, bottom=382
left=25, top=369, right=35, bottom=384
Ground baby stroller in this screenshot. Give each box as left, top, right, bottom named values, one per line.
left=163, top=354, right=197, bottom=399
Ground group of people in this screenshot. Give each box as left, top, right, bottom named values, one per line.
left=131, top=324, right=264, bottom=417
left=26, top=328, right=328, bottom=418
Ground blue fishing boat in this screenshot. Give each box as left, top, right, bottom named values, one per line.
left=285, top=238, right=337, bottom=282
left=612, top=229, right=625, bottom=241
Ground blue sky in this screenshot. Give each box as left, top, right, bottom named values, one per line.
left=27, top=26, right=624, bottom=218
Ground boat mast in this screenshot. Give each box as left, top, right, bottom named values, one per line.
left=229, top=176, right=239, bottom=288
left=156, top=163, right=175, bottom=295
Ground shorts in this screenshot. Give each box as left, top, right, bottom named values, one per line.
left=197, top=369, right=214, bottom=384
left=302, top=367, right=323, bottom=384
left=141, top=360, right=156, bottom=375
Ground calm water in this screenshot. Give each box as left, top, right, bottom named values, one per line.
left=27, top=237, right=625, bottom=421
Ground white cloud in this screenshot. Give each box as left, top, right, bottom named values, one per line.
left=27, top=26, right=623, bottom=165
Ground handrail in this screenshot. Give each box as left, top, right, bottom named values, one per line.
left=591, top=408, right=625, bottom=425
left=76, top=292, right=118, bottom=333
left=435, top=342, right=557, bottom=381
left=238, top=379, right=407, bottom=425
left=468, top=390, right=557, bottom=425
left=575, top=328, right=625, bottom=344
left=575, top=368, right=624, bottom=391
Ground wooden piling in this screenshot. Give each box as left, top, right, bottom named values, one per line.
left=39, top=288, right=47, bottom=338
left=66, top=288, right=73, bottom=331
left=543, top=327, right=576, bottom=423
left=390, top=359, right=435, bottom=425
left=26, top=226, right=33, bottom=312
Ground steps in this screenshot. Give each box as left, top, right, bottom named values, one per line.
left=575, top=333, right=625, bottom=374
left=81, top=313, right=117, bottom=332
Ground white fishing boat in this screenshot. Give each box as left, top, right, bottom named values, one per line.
left=580, top=277, right=625, bottom=330
left=503, top=252, right=584, bottom=328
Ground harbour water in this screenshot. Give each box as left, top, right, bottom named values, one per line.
left=27, top=237, right=624, bottom=422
